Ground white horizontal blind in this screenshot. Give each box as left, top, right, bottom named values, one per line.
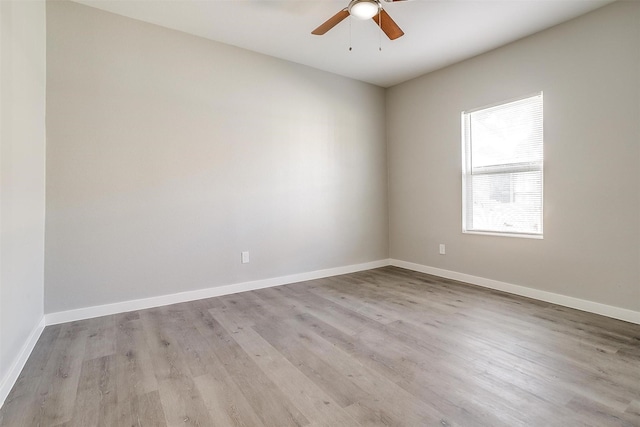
left=462, top=93, right=543, bottom=236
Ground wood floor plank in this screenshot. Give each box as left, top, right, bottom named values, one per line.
left=565, top=395, right=637, bottom=427
left=254, top=285, right=617, bottom=426
left=623, top=400, right=640, bottom=425
left=83, top=316, right=116, bottom=361
left=31, top=322, right=88, bottom=426
left=212, top=305, right=360, bottom=426
left=193, top=374, right=265, bottom=427
left=338, top=274, right=635, bottom=414
left=2, top=266, right=639, bottom=426
left=156, top=376, right=214, bottom=427
left=423, top=311, right=639, bottom=412
left=188, top=300, right=309, bottom=427
left=114, top=315, right=159, bottom=426
left=130, top=391, right=168, bottom=427
left=250, top=315, right=448, bottom=425
left=216, top=291, right=371, bottom=409
left=380, top=315, right=578, bottom=403
left=139, top=307, right=191, bottom=382
left=251, top=289, right=478, bottom=426
left=268, top=285, right=376, bottom=336
left=281, top=312, right=527, bottom=425
left=66, top=355, right=116, bottom=427
left=139, top=307, right=214, bottom=427
left=161, top=302, right=225, bottom=379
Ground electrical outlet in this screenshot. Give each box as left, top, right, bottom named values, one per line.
left=241, top=251, right=250, bottom=264
left=439, top=244, right=446, bottom=255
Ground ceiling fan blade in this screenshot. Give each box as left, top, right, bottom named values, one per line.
left=372, top=9, right=404, bottom=40
left=312, top=9, right=350, bottom=35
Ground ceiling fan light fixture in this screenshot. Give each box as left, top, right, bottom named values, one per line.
left=348, top=0, right=379, bottom=20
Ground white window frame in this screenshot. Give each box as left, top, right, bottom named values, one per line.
left=461, top=93, right=544, bottom=239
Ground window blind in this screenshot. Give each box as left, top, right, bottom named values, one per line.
left=462, top=93, right=543, bottom=236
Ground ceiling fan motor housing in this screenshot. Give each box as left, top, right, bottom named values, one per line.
left=348, top=0, right=381, bottom=20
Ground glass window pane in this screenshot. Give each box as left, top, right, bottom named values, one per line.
left=470, top=97, right=543, bottom=169
left=470, top=171, right=542, bottom=234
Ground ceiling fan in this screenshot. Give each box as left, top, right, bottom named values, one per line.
left=312, top=0, right=406, bottom=41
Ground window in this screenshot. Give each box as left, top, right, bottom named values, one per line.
left=462, top=93, right=543, bottom=237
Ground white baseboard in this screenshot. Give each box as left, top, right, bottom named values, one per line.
left=45, top=258, right=640, bottom=326
left=45, top=259, right=391, bottom=326
left=390, top=259, right=640, bottom=325
left=0, top=317, right=45, bottom=408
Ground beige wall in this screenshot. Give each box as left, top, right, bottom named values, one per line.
left=387, top=1, right=640, bottom=311
left=45, top=1, right=388, bottom=313
left=0, top=0, right=46, bottom=390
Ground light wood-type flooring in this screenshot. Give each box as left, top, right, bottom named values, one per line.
left=1, top=266, right=639, bottom=426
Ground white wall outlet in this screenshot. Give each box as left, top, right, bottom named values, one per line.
left=241, top=251, right=250, bottom=264
left=439, top=244, right=446, bottom=255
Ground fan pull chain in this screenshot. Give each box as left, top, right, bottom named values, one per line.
left=378, top=8, right=382, bottom=51
left=349, top=16, right=352, bottom=51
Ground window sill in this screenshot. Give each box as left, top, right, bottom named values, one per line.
left=462, top=230, right=543, bottom=239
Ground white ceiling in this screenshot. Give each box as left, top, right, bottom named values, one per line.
left=74, top=0, right=616, bottom=87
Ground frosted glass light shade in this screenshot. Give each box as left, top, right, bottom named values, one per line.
left=349, top=0, right=379, bottom=20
